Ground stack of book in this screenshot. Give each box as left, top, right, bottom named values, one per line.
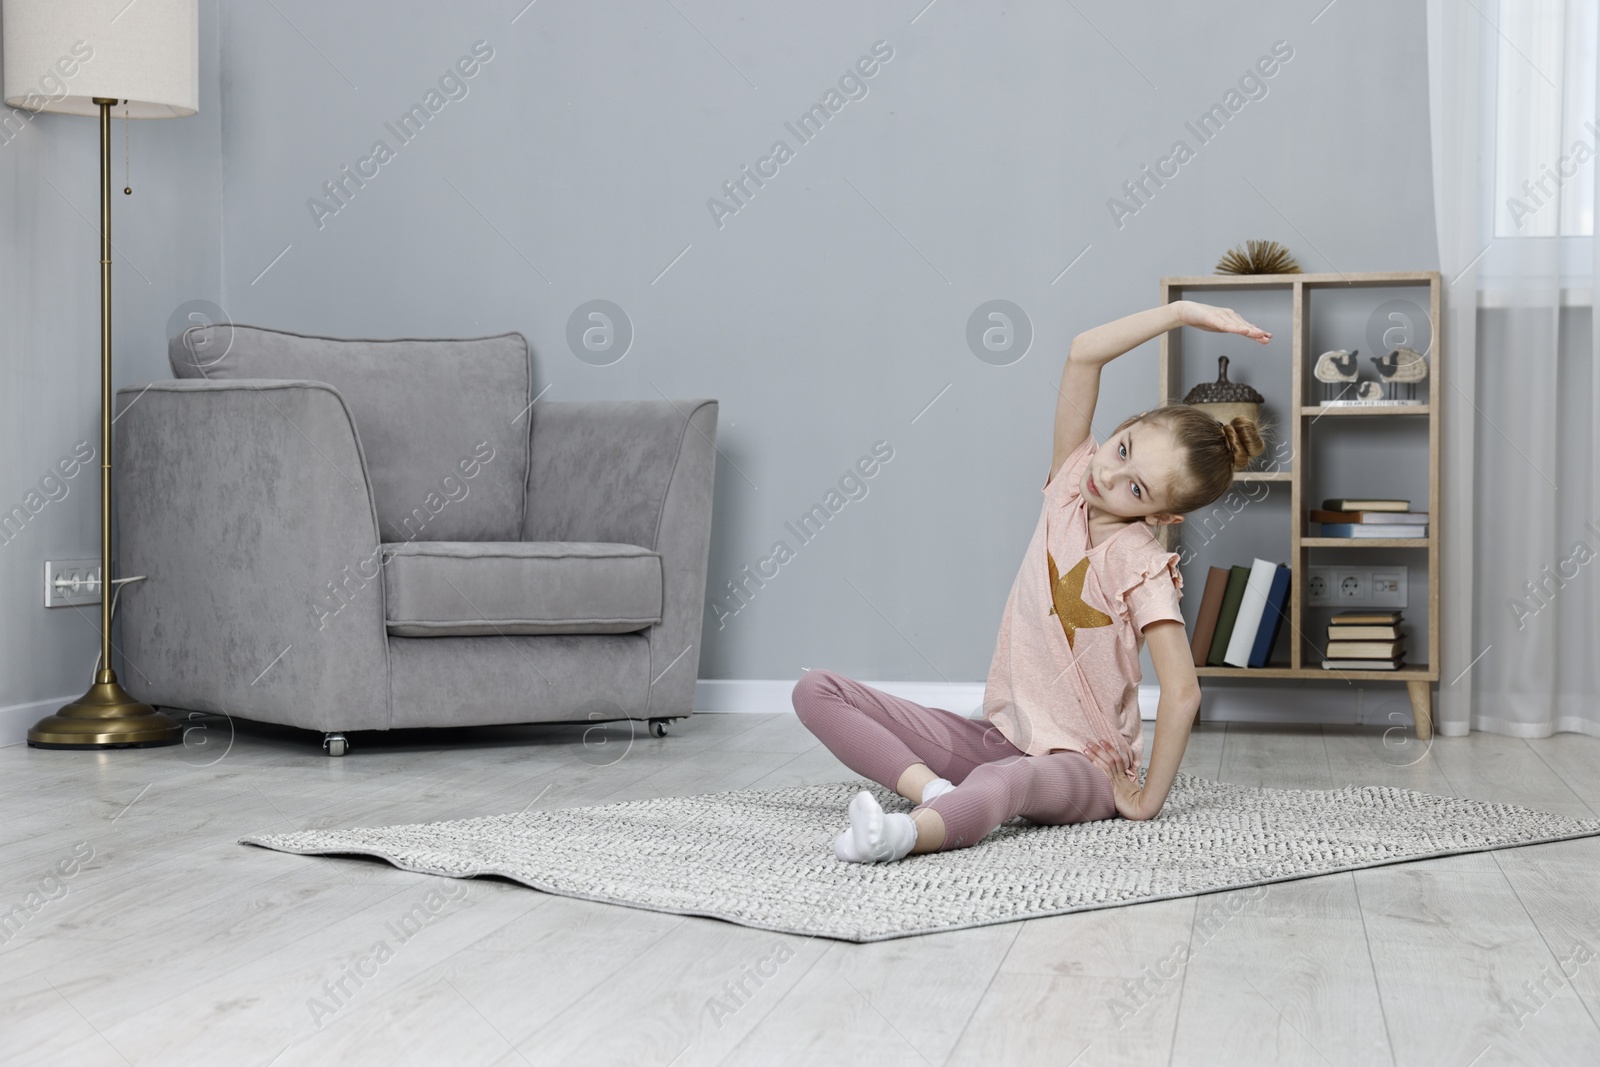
left=1312, top=498, right=1428, bottom=538
left=1321, top=610, right=1406, bottom=670
left=1189, top=558, right=1292, bottom=668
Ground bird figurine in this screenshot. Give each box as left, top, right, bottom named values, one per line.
left=1313, top=349, right=1358, bottom=402
left=1371, top=346, right=1428, bottom=400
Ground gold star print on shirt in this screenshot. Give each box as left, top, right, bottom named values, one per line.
left=1048, top=552, right=1113, bottom=649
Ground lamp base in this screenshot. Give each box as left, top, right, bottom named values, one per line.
left=27, top=669, right=181, bottom=749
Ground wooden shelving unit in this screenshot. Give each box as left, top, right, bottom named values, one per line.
left=1157, top=271, right=1441, bottom=738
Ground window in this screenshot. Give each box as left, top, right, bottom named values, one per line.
left=1481, top=0, right=1597, bottom=287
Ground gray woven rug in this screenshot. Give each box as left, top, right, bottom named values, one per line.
left=239, top=773, right=1600, bottom=942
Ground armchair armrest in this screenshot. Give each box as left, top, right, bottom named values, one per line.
left=113, top=379, right=392, bottom=731
left=523, top=398, right=719, bottom=716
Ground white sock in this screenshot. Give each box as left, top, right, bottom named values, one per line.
left=919, top=777, right=956, bottom=805
left=833, top=789, right=918, bottom=863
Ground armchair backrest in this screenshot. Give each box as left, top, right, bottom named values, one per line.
left=169, top=323, right=532, bottom=542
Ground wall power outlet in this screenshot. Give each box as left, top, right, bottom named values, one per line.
left=45, top=558, right=103, bottom=608
left=1306, top=566, right=1407, bottom=608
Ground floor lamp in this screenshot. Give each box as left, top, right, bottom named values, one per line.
left=4, top=0, right=198, bottom=748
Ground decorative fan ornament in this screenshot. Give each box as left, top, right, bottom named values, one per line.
left=1216, top=239, right=1301, bottom=275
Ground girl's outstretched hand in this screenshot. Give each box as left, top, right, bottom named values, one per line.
left=1177, top=300, right=1272, bottom=344
left=1084, top=740, right=1156, bottom=821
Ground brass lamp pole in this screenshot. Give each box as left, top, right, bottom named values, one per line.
left=27, top=97, right=179, bottom=749
left=3, top=0, right=199, bottom=749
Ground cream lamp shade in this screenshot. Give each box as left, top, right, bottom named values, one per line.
left=2, top=0, right=197, bottom=118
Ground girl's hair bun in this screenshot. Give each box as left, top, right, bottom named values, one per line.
left=1222, top=417, right=1266, bottom=471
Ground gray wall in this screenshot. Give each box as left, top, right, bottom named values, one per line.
left=0, top=1, right=221, bottom=715
left=3, top=0, right=1440, bottom=713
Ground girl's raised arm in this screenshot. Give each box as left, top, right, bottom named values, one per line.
left=1050, top=300, right=1270, bottom=478
left=1051, top=302, right=1187, bottom=478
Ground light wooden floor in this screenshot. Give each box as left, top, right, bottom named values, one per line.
left=3, top=709, right=1599, bottom=1067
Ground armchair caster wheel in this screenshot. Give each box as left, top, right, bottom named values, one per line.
left=322, top=733, right=349, bottom=757
left=649, top=719, right=669, bottom=739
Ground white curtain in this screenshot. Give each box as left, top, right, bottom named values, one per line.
left=1427, top=0, right=1600, bottom=738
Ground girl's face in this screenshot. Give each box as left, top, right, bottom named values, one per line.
left=1080, top=421, right=1186, bottom=526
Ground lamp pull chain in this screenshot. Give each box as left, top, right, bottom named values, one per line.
left=123, top=105, right=131, bottom=195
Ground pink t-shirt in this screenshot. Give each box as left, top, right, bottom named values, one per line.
left=982, top=433, right=1185, bottom=777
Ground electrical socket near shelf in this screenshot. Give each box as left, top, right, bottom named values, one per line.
left=1306, top=566, right=1408, bottom=608
left=1370, top=568, right=1407, bottom=607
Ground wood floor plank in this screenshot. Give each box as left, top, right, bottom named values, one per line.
left=6, top=871, right=432, bottom=1031
left=94, top=876, right=544, bottom=1065
left=481, top=919, right=833, bottom=1066
left=1487, top=840, right=1600, bottom=1023
left=1217, top=724, right=1335, bottom=790
left=1356, top=864, right=1600, bottom=1065
left=591, top=746, right=805, bottom=805
left=11, top=1032, right=129, bottom=1067
left=1168, top=914, right=1394, bottom=1066
left=998, top=897, right=1199, bottom=982
left=946, top=971, right=1181, bottom=1066
left=1429, top=733, right=1596, bottom=819
left=1320, top=723, right=1459, bottom=793
left=707, top=711, right=825, bottom=755
left=0, top=970, right=131, bottom=1066
left=745, top=746, right=858, bottom=791
left=1172, top=720, right=1227, bottom=779
left=266, top=965, right=537, bottom=1067
left=1523, top=732, right=1600, bottom=816
left=414, top=894, right=689, bottom=1050
left=717, top=924, right=1017, bottom=1067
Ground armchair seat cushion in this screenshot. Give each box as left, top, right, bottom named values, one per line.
left=381, top=541, right=663, bottom=637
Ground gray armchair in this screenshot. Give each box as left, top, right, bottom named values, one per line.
left=112, top=323, right=718, bottom=755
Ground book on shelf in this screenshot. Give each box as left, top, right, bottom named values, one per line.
left=1223, top=559, right=1279, bottom=667
left=1246, top=564, right=1291, bottom=668
left=1325, top=638, right=1406, bottom=658
left=1192, top=561, right=1290, bottom=668
left=1205, top=566, right=1252, bottom=666
left=1321, top=498, right=1411, bottom=512
left=1223, top=564, right=1264, bottom=668
left=1189, top=566, right=1232, bottom=667
left=1325, top=625, right=1400, bottom=639
left=1310, top=509, right=1428, bottom=524
left=1324, top=611, right=1407, bottom=668
left=1330, top=610, right=1402, bottom=625
left=1321, top=657, right=1408, bottom=670
left=1313, top=522, right=1427, bottom=538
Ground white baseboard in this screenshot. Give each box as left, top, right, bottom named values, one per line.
left=696, top=677, right=1414, bottom=726
left=697, top=677, right=990, bottom=717
left=0, top=695, right=77, bottom=748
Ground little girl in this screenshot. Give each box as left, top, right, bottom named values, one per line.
left=793, top=299, right=1270, bottom=862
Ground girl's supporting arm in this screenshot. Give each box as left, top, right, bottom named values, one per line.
left=1086, top=618, right=1201, bottom=819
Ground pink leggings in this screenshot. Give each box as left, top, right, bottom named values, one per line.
left=791, top=668, right=1117, bottom=851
